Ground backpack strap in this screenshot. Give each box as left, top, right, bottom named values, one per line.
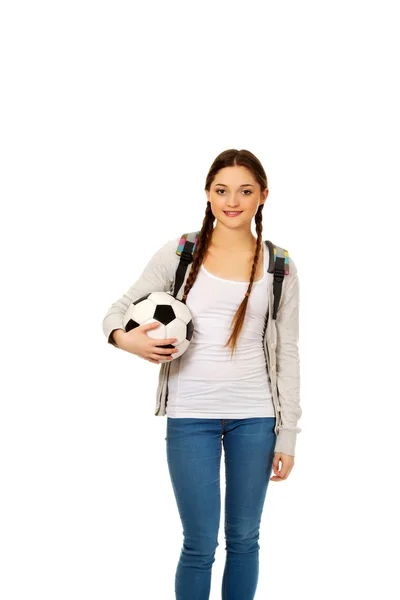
left=174, top=233, right=290, bottom=321
left=173, top=231, right=200, bottom=297
left=265, top=240, right=290, bottom=320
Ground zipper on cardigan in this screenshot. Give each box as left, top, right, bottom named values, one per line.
left=154, top=363, right=167, bottom=415
left=154, top=360, right=172, bottom=416
left=276, top=382, right=282, bottom=429
left=262, top=318, right=282, bottom=433
left=263, top=335, right=283, bottom=432
left=264, top=339, right=271, bottom=383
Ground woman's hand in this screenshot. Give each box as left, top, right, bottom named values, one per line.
left=117, top=321, right=179, bottom=364
left=270, top=452, right=294, bottom=481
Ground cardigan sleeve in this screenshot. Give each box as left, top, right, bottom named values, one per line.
left=274, top=256, right=302, bottom=455
left=102, top=236, right=180, bottom=347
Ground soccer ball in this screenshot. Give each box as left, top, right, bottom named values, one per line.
left=123, top=291, right=194, bottom=362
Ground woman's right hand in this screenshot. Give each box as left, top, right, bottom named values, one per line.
left=114, top=322, right=179, bottom=364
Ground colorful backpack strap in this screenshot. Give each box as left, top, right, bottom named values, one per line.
left=176, top=231, right=200, bottom=257
left=173, top=233, right=290, bottom=321
left=265, top=240, right=290, bottom=319
left=173, top=231, right=200, bottom=297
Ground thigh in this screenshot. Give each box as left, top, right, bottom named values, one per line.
left=166, top=418, right=223, bottom=544
left=223, top=418, right=277, bottom=531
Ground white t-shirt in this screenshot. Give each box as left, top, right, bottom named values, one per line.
left=166, top=250, right=275, bottom=419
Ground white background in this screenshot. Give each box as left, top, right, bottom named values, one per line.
left=1, top=1, right=399, bottom=598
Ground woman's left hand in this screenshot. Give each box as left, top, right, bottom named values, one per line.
left=270, top=452, right=294, bottom=481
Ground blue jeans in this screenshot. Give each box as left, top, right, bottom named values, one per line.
left=165, top=417, right=277, bottom=600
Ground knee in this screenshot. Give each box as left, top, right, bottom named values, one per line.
left=182, top=533, right=219, bottom=558
left=225, top=522, right=260, bottom=553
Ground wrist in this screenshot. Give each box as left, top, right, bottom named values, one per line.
left=110, top=329, right=126, bottom=348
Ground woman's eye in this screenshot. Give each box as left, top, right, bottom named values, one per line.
left=216, top=189, right=252, bottom=195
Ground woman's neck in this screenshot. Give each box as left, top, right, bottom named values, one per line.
left=210, top=226, right=258, bottom=253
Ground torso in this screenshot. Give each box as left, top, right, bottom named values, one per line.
left=202, top=242, right=265, bottom=283
left=166, top=239, right=273, bottom=420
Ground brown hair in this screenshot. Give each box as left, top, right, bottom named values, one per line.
left=181, top=148, right=268, bottom=359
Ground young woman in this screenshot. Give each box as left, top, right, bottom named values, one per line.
left=102, top=148, right=302, bottom=600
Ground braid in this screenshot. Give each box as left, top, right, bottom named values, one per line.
left=182, top=201, right=265, bottom=359
left=182, top=201, right=215, bottom=302
left=223, top=204, right=264, bottom=359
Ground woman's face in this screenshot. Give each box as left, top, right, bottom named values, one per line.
left=206, top=165, right=268, bottom=229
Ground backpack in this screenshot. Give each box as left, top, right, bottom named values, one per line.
left=173, top=231, right=290, bottom=320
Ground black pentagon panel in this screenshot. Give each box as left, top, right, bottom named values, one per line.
left=125, top=319, right=140, bottom=333
left=155, top=343, right=174, bottom=349
left=186, top=320, right=194, bottom=340
left=133, top=293, right=151, bottom=305
left=154, top=304, right=175, bottom=325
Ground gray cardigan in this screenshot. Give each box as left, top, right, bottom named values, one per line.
left=102, top=236, right=302, bottom=456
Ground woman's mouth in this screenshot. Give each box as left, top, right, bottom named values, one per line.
left=223, top=211, right=243, bottom=217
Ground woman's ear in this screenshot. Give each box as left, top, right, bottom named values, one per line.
left=260, top=188, right=269, bottom=205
